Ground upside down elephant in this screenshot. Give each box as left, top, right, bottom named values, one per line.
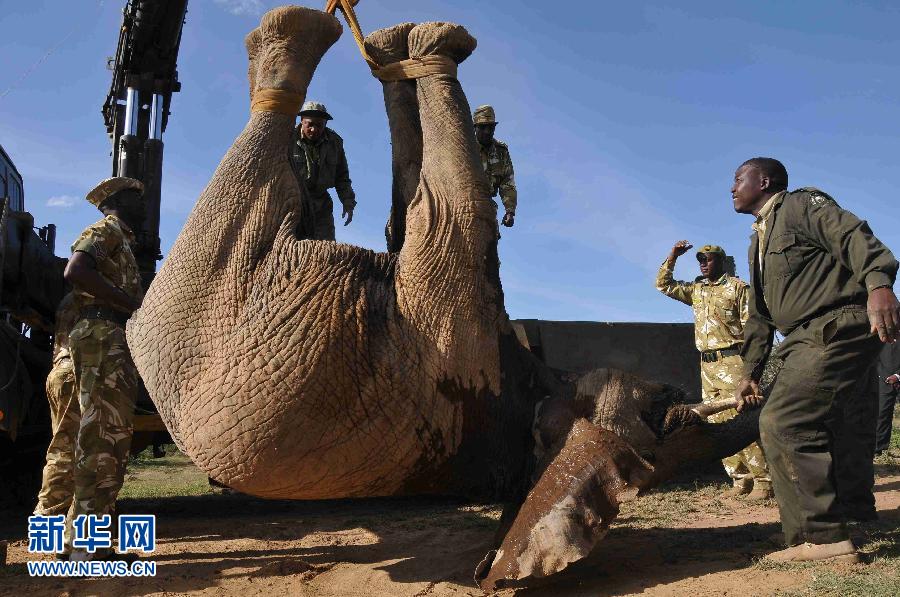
left=126, top=5, right=761, bottom=590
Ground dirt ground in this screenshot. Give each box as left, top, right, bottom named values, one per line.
left=2, top=449, right=899, bottom=597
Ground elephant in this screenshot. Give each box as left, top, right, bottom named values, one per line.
left=126, top=5, right=761, bottom=591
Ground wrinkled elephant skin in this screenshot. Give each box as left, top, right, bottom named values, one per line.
left=125, top=5, right=763, bottom=592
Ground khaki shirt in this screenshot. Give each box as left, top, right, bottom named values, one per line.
left=656, top=260, right=750, bottom=352
left=70, top=215, right=143, bottom=315
left=742, top=187, right=899, bottom=379
left=478, top=139, right=517, bottom=215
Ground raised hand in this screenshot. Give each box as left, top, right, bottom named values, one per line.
left=669, top=240, right=693, bottom=260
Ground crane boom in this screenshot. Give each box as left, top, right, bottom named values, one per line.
left=102, top=0, right=188, bottom=288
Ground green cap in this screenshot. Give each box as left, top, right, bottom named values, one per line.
left=298, top=101, right=333, bottom=120
left=473, top=104, right=497, bottom=125
left=696, top=244, right=726, bottom=258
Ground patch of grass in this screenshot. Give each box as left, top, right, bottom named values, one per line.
left=119, top=445, right=213, bottom=499
left=873, top=427, right=900, bottom=472
left=767, top=527, right=900, bottom=596
left=777, top=567, right=900, bottom=597
left=615, top=479, right=734, bottom=528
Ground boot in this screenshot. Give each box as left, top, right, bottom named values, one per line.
left=745, top=479, right=775, bottom=502
left=724, top=478, right=752, bottom=497
left=764, top=539, right=859, bottom=563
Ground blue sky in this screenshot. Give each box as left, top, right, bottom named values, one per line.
left=2, top=0, right=899, bottom=323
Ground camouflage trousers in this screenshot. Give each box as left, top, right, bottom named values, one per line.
left=701, top=354, right=770, bottom=485
left=63, top=319, right=139, bottom=551
left=34, top=358, right=78, bottom=516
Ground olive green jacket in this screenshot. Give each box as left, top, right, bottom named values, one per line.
left=289, top=127, right=356, bottom=210
left=742, top=188, right=898, bottom=379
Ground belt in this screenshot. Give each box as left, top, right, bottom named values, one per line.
left=79, top=306, right=130, bottom=327
left=700, top=346, right=741, bottom=363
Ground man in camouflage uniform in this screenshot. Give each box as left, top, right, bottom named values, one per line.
left=656, top=241, right=772, bottom=500
left=733, top=157, right=899, bottom=563
left=34, top=293, right=80, bottom=517
left=473, top=105, right=517, bottom=228
left=61, top=176, right=144, bottom=561
left=289, top=101, right=356, bottom=241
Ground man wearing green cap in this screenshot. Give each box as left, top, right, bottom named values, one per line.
left=656, top=240, right=772, bottom=500
left=473, top=105, right=516, bottom=228
left=60, top=176, right=145, bottom=561
left=289, top=101, right=356, bottom=241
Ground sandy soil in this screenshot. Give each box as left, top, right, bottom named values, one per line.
left=2, top=463, right=898, bottom=597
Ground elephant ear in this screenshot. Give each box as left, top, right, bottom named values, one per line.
left=475, top=418, right=653, bottom=591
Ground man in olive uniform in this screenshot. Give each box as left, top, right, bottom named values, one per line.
left=62, top=176, right=145, bottom=561
left=656, top=241, right=771, bottom=500
left=473, top=105, right=517, bottom=228
left=34, top=293, right=80, bottom=517
left=733, top=157, right=900, bottom=563
left=290, top=101, right=356, bottom=241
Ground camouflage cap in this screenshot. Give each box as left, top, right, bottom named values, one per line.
left=696, top=244, right=726, bottom=257
left=86, top=177, right=144, bottom=208
left=298, top=100, right=333, bottom=121
left=473, top=105, right=497, bottom=125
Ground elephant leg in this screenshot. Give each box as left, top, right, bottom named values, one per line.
left=364, top=24, right=422, bottom=252
left=127, top=6, right=344, bottom=490
left=395, top=22, right=502, bottom=391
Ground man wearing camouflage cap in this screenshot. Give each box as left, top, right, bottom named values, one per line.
left=289, top=101, right=356, bottom=240
left=473, top=105, right=517, bottom=228
left=656, top=240, right=772, bottom=501
left=60, top=176, right=144, bottom=561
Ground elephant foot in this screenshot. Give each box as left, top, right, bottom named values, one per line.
left=253, top=6, right=342, bottom=99
left=409, top=21, right=476, bottom=64
left=476, top=419, right=654, bottom=592
left=364, top=22, right=416, bottom=64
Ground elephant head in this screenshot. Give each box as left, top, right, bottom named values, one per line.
left=477, top=385, right=760, bottom=591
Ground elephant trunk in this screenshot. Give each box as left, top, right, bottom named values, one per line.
left=642, top=406, right=761, bottom=489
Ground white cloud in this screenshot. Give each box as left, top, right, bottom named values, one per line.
left=213, top=0, right=264, bottom=16
left=46, top=195, right=77, bottom=208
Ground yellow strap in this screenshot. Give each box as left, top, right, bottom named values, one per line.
left=325, top=0, right=378, bottom=69
left=325, top=0, right=458, bottom=81
left=373, top=55, right=458, bottom=82
left=250, top=88, right=305, bottom=115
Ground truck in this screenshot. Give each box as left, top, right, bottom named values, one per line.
left=0, top=144, right=67, bottom=505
